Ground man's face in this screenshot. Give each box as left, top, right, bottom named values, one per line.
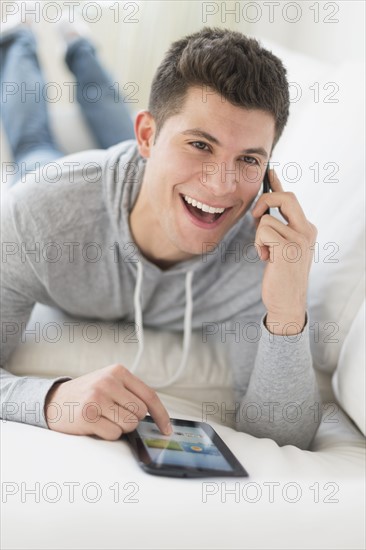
left=132, top=86, right=276, bottom=265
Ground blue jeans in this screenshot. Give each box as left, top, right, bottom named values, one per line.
left=0, top=28, right=135, bottom=186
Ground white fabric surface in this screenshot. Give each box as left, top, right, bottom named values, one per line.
left=1, top=412, right=365, bottom=550
left=2, top=303, right=365, bottom=549
left=332, top=300, right=366, bottom=437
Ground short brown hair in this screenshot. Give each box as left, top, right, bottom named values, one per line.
left=148, top=26, right=290, bottom=151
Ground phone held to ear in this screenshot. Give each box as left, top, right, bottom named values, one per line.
left=262, top=167, right=271, bottom=216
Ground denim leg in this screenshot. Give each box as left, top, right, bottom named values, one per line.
left=0, top=28, right=64, bottom=186
left=65, top=37, right=135, bottom=149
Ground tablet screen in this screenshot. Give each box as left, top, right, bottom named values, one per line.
left=136, top=418, right=232, bottom=471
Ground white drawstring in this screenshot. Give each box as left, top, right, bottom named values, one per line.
left=129, top=259, right=144, bottom=374
left=151, top=270, right=194, bottom=389
left=128, top=260, right=194, bottom=388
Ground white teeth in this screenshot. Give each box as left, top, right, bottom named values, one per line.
left=183, top=194, right=225, bottom=214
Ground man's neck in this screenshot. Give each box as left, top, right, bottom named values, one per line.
left=128, top=192, right=196, bottom=270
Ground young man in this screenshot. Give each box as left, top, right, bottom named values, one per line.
left=1, top=26, right=320, bottom=449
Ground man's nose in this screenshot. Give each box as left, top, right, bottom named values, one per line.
left=200, top=161, right=238, bottom=195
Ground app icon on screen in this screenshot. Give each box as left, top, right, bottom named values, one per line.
left=181, top=442, right=220, bottom=455
left=144, top=438, right=183, bottom=451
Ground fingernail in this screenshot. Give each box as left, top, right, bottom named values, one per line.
left=165, top=422, right=172, bottom=435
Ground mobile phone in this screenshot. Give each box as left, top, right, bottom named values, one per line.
left=263, top=167, right=271, bottom=215
left=124, top=415, right=249, bottom=478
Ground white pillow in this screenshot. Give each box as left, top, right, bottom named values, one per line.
left=4, top=303, right=236, bottom=427
left=269, top=57, right=365, bottom=373
left=332, top=300, right=366, bottom=437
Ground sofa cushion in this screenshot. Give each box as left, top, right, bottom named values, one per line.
left=332, top=299, right=366, bottom=437
left=267, top=53, right=365, bottom=373
left=5, top=303, right=236, bottom=427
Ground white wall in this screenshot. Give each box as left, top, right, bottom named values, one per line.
left=3, top=0, right=362, bottom=111
left=99, top=0, right=365, bottom=112
left=1, top=0, right=365, bottom=161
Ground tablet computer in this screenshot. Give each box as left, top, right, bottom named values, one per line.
left=124, top=415, right=249, bottom=478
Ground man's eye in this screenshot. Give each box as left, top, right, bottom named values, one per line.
left=241, top=156, right=259, bottom=165
left=190, top=143, right=259, bottom=165
left=190, top=141, right=210, bottom=151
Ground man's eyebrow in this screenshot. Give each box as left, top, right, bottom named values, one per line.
left=180, top=128, right=269, bottom=158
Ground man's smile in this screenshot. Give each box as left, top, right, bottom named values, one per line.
left=182, top=193, right=232, bottom=211
left=179, top=192, right=233, bottom=228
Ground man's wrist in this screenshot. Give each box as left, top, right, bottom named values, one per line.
left=264, top=311, right=307, bottom=335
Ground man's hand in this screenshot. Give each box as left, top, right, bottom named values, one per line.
left=251, top=169, right=317, bottom=335
left=44, top=364, right=172, bottom=440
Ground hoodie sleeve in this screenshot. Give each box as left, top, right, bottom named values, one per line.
left=228, top=304, right=322, bottom=450
left=1, top=192, right=72, bottom=429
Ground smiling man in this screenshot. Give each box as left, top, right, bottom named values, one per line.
left=130, top=87, right=275, bottom=266
left=1, top=26, right=321, bottom=449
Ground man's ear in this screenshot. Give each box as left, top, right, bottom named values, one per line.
left=134, top=110, right=156, bottom=158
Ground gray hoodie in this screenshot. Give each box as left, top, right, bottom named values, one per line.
left=0, top=139, right=321, bottom=449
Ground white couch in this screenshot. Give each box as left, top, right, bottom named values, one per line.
left=1, top=38, right=365, bottom=549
